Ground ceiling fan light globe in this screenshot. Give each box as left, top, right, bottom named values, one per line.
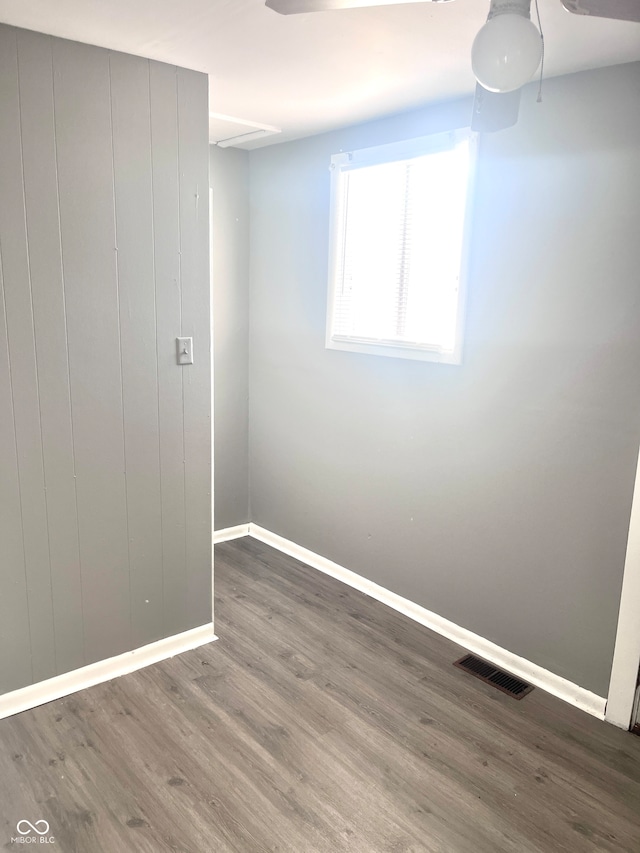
left=471, top=14, right=542, bottom=94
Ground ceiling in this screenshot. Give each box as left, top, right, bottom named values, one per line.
left=0, top=0, right=639, bottom=148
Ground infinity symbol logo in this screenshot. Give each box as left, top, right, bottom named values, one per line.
left=16, top=820, right=50, bottom=836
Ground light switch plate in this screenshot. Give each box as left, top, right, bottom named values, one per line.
left=177, top=337, right=193, bottom=365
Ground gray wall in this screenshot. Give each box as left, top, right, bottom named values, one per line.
left=0, top=24, right=211, bottom=695
left=248, top=62, right=640, bottom=698
left=210, top=146, right=250, bottom=529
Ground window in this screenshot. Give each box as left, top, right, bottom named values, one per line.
left=326, top=129, right=476, bottom=364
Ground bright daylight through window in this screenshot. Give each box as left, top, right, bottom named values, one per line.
left=326, top=129, right=475, bottom=364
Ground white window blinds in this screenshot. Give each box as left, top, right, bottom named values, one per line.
left=326, top=130, right=474, bottom=363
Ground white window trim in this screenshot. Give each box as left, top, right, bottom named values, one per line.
left=325, top=128, right=478, bottom=365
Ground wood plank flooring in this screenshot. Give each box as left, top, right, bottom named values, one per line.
left=1, top=536, right=639, bottom=852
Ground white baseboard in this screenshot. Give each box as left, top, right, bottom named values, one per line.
left=248, top=524, right=607, bottom=721
left=0, top=624, right=217, bottom=721
left=214, top=524, right=250, bottom=544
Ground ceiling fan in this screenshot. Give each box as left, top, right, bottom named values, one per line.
left=265, top=0, right=640, bottom=132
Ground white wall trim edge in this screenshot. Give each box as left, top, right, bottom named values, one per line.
left=605, top=446, right=640, bottom=729
left=0, top=624, right=217, bottom=721
left=214, top=524, right=251, bottom=544
left=248, top=524, right=607, bottom=721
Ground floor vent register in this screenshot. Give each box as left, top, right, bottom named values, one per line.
left=453, top=654, right=534, bottom=699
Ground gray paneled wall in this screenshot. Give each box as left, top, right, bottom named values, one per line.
left=0, top=24, right=211, bottom=695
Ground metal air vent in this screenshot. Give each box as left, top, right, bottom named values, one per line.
left=454, top=654, right=534, bottom=699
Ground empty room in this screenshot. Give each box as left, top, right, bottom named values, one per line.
left=1, top=0, right=640, bottom=850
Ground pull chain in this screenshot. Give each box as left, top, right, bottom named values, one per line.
left=534, top=0, right=545, bottom=103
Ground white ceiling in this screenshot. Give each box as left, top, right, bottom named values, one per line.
left=1, top=0, right=639, bottom=148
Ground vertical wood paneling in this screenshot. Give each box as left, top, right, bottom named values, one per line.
left=52, top=38, right=131, bottom=665
left=177, top=68, right=212, bottom=627
left=110, top=52, right=164, bottom=649
left=0, top=259, right=32, bottom=692
left=16, top=29, right=85, bottom=675
left=0, top=27, right=57, bottom=683
left=149, top=61, right=189, bottom=636
left=0, top=23, right=211, bottom=696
